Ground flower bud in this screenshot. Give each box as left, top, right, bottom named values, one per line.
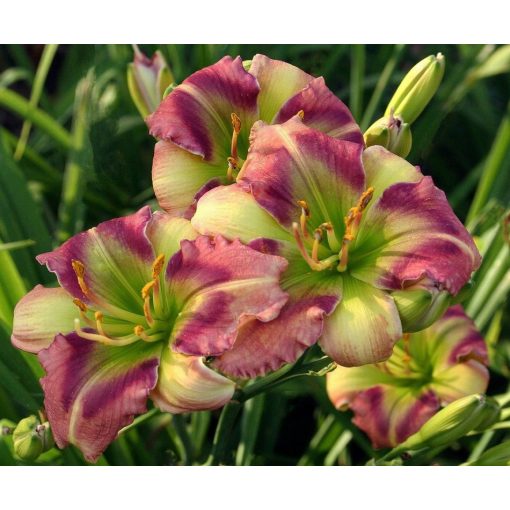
left=473, top=396, right=500, bottom=431
left=385, top=53, right=445, bottom=124
left=127, top=47, right=174, bottom=118
left=396, top=394, right=489, bottom=452
left=364, top=115, right=412, bottom=158
left=392, top=279, right=451, bottom=332
left=12, top=415, right=54, bottom=461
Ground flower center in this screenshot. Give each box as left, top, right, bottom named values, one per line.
left=292, top=187, right=374, bottom=273
left=70, top=254, right=170, bottom=347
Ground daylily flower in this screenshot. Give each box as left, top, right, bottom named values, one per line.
left=146, top=53, right=363, bottom=217
left=11, top=207, right=288, bottom=461
left=326, top=305, right=489, bottom=448
left=191, top=116, right=481, bottom=377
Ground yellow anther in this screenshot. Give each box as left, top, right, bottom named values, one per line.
left=72, top=298, right=87, bottom=312
left=134, top=325, right=151, bottom=342
left=94, top=311, right=107, bottom=336
left=297, top=110, right=305, bottom=119
left=337, top=188, right=375, bottom=272
left=152, top=254, right=165, bottom=279
left=71, top=259, right=89, bottom=295
left=297, top=199, right=311, bottom=238
left=319, top=222, right=333, bottom=231
left=357, top=186, right=374, bottom=211
left=72, top=298, right=94, bottom=327
left=141, top=280, right=155, bottom=300
left=230, top=112, right=241, bottom=162
left=231, top=112, right=241, bottom=133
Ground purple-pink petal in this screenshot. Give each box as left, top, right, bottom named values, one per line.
left=147, top=56, right=259, bottom=162
left=167, top=235, right=288, bottom=357
left=274, top=77, right=364, bottom=144
left=38, top=332, right=161, bottom=462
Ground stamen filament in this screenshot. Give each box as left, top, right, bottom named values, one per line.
left=292, top=223, right=337, bottom=271
left=74, top=319, right=139, bottom=346
left=312, top=229, right=322, bottom=263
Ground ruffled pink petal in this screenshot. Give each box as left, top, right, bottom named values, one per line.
left=274, top=77, right=364, bottom=144
left=351, top=176, right=481, bottom=295
left=147, top=56, right=259, bottom=163
left=167, top=235, right=288, bottom=357
left=38, top=332, right=161, bottom=462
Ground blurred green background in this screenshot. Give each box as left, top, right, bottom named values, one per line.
left=1, top=44, right=509, bottom=465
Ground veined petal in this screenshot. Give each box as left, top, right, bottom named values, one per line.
left=147, top=56, right=259, bottom=162
left=152, top=140, right=227, bottom=217
left=192, top=184, right=293, bottom=244
left=238, top=117, right=365, bottom=236
left=274, top=77, right=364, bottom=144
left=151, top=347, right=234, bottom=413
left=37, top=207, right=154, bottom=313
left=249, top=54, right=313, bottom=123
left=427, top=305, right=489, bottom=402
left=326, top=364, right=394, bottom=410
left=350, top=177, right=481, bottom=295
left=145, top=210, right=198, bottom=272
left=167, top=236, right=288, bottom=357
left=213, top=270, right=341, bottom=378
left=350, top=386, right=439, bottom=448
left=320, top=276, right=402, bottom=366
left=362, top=145, right=422, bottom=205
left=38, top=332, right=161, bottom=462
left=12, top=285, right=77, bottom=353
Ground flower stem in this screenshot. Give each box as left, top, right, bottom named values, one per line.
left=205, top=400, right=242, bottom=465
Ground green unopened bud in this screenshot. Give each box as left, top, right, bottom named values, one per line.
left=364, top=115, right=412, bottom=158
left=12, top=415, right=54, bottom=461
left=385, top=53, right=445, bottom=124
left=473, top=396, right=500, bottom=431
left=396, top=394, right=489, bottom=452
left=392, top=281, right=451, bottom=332
left=127, top=47, right=174, bottom=119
